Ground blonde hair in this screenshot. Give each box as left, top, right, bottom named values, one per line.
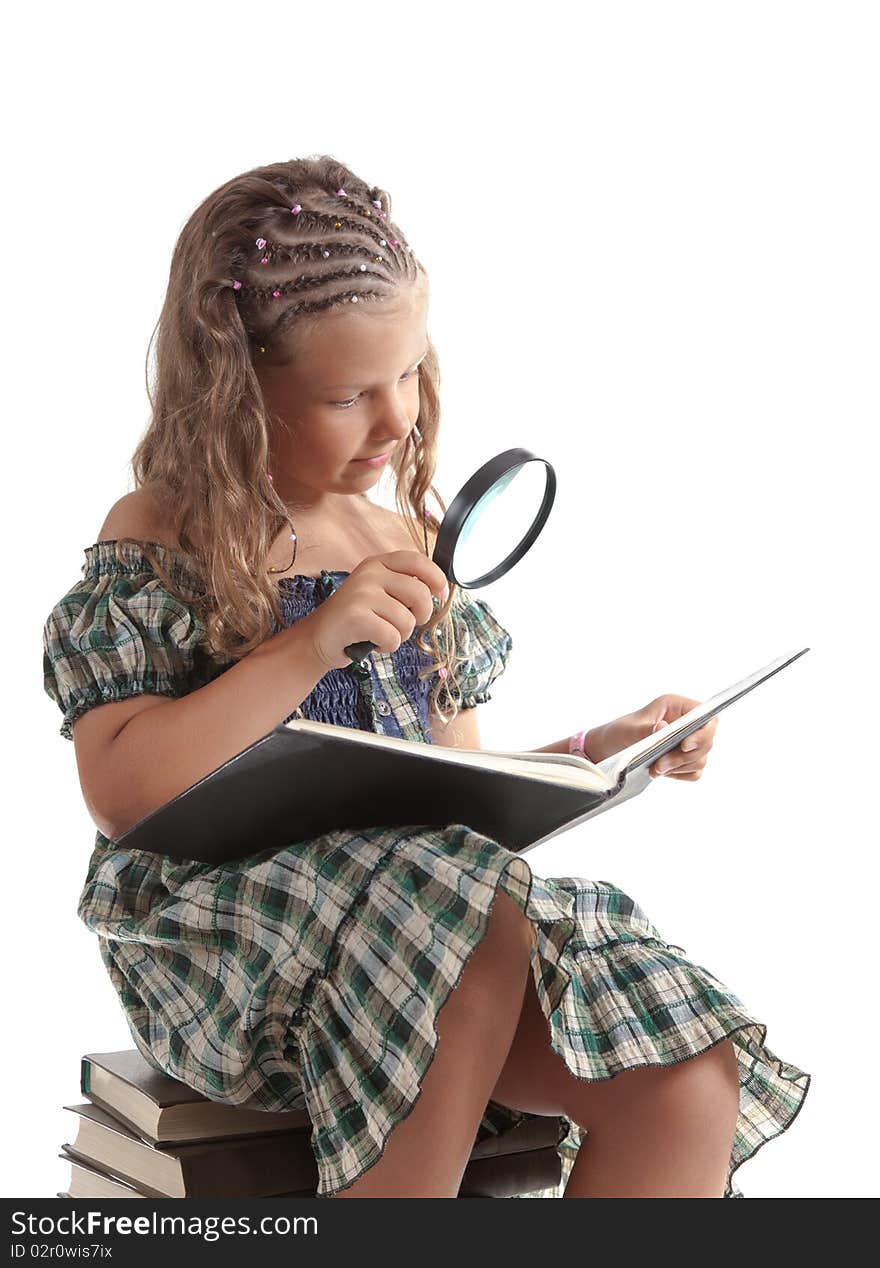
left=116, top=154, right=470, bottom=724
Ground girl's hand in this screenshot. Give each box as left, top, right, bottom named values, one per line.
left=301, top=550, right=449, bottom=671
left=585, top=694, right=718, bottom=781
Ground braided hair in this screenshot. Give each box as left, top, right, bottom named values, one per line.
left=232, top=196, right=419, bottom=356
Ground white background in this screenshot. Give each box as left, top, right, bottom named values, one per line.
left=4, top=0, right=877, bottom=1200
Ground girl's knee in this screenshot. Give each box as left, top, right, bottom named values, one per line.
left=585, top=1038, right=741, bottom=1131
left=654, top=1038, right=741, bottom=1118
left=695, top=1037, right=740, bottom=1086
left=442, top=888, right=533, bottom=1029
left=481, top=888, right=534, bottom=971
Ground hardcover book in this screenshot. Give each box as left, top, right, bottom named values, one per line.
left=114, top=649, right=809, bottom=865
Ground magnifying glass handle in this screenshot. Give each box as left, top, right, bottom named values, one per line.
left=345, top=639, right=376, bottom=665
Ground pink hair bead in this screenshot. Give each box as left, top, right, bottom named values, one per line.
left=272, top=289, right=282, bottom=298
left=260, top=257, right=269, bottom=264
left=438, top=667, right=448, bottom=679
left=290, top=204, right=302, bottom=214
left=231, top=279, right=242, bottom=290
left=255, top=238, right=267, bottom=249
left=267, top=472, right=274, bottom=481
left=336, top=187, right=347, bottom=196
left=372, top=199, right=382, bottom=209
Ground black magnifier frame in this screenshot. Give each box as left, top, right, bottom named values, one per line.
left=344, top=446, right=556, bottom=665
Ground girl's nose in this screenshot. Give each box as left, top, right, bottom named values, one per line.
left=390, top=410, right=415, bottom=440
left=374, top=403, right=415, bottom=442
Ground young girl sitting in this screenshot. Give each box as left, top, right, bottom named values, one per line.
left=42, top=155, right=811, bottom=1199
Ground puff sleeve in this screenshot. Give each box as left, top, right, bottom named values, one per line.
left=435, top=587, right=514, bottom=710
left=42, top=541, right=215, bottom=741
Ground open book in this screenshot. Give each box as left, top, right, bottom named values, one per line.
left=115, top=648, right=809, bottom=865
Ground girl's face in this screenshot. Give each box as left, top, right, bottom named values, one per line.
left=255, top=282, right=429, bottom=514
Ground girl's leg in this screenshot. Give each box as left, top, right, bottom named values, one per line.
left=490, top=969, right=741, bottom=1198
left=328, top=889, right=534, bottom=1198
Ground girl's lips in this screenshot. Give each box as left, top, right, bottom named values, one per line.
left=353, top=450, right=392, bottom=466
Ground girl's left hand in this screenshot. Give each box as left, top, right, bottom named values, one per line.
left=585, top=694, right=718, bottom=780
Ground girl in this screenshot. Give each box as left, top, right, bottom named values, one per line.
left=42, top=155, right=810, bottom=1199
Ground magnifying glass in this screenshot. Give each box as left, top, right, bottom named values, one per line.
left=344, top=446, right=557, bottom=664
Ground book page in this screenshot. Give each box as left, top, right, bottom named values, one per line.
left=284, top=717, right=614, bottom=792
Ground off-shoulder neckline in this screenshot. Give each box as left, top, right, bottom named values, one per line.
left=85, top=539, right=355, bottom=587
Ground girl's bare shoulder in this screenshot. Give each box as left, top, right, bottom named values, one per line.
left=95, top=484, right=182, bottom=549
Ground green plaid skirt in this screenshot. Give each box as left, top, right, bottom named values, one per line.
left=78, top=821, right=811, bottom=1199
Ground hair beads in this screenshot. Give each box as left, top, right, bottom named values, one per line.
left=228, top=183, right=412, bottom=294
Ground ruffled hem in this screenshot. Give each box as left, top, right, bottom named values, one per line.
left=286, top=831, right=811, bottom=1198
left=514, top=1009, right=813, bottom=1200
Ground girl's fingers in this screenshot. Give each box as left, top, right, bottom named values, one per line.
left=649, top=716, right=716, bottom=777
left=651, top=752, right=709, bottom=777
left=679, top=725, right=713, bottom=753
left=651, top=764, right=704, bottom=779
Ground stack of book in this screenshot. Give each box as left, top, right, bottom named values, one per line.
left=57, top=1049, right=567, bottom=1198
left=58, top=1049, right=318, bottom=1199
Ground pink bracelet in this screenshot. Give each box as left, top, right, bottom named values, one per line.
left=569, top=729, right=588, bottom=757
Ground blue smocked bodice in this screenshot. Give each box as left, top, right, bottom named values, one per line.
left=274, top=570, right=437, bottom=743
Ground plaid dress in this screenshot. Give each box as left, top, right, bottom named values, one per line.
left=42, top=540, right=811, bottom=1199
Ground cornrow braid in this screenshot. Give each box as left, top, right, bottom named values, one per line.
left=239, top=208, right=393, bottom=265
left=249, top=288, right=396, bottom=347
left=238, top=266, right=388, bottom=303
left=331, top=190, right=412, bottom=253
left=244, top=238, right=382, bottom=267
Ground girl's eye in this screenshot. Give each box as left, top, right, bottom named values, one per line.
left=331, top=366, right=420, bottom=410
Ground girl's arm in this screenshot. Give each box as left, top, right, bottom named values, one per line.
left=429, top=710, right=607, bottom=763
left=529, top=729, right=607, bottom=761
left=85, top=617, right=329, bottom=840
left=428, top=704, right=483, bottom=750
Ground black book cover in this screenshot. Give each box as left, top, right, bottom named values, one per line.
left=115, top=721, right=610, bottom=865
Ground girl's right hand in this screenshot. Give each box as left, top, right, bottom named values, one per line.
left=301, top=551, right=450, bottom=671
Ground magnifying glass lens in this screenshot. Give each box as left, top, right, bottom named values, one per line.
left=452, top=460, right=552, bottom=587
